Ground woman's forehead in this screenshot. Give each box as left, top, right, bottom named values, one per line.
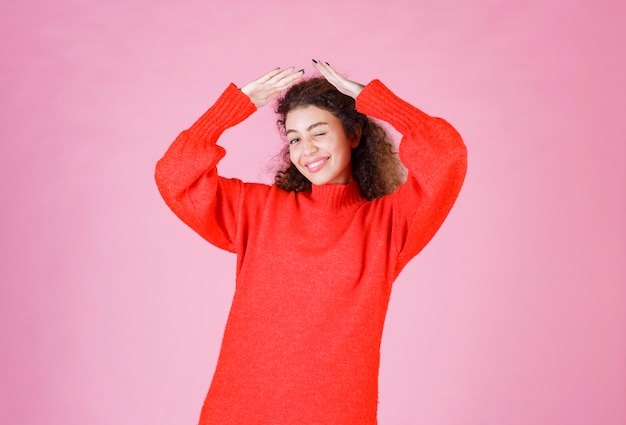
left=285, top=106, right=339, bottom=128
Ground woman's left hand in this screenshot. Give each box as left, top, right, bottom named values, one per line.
left=312, top=60, right=365, bottom=99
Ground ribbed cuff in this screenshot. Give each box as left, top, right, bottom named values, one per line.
left=356, top=79, right=430, bottom=134
left=190, top=83, right=257, bottom=139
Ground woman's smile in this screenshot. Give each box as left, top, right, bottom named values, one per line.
left=305, top=157, right=329, bottom=172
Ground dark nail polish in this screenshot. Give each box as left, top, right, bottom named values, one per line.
left=325, top=61, right=330, bottom=66
left=298, top=69, right=305, bottom=73
left=312, top=59, right=318, bottom=63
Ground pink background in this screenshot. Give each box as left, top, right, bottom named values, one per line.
left=1, top=0, right=625, bottom=424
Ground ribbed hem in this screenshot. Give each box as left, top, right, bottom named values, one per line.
left=190, top=83, right=257, bottom=139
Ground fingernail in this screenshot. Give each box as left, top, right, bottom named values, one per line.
left=298, top=69, right=305, bottom=73
left=325, top=61, right=330, bottom=65
left=312, top=59, right=318, bottom=63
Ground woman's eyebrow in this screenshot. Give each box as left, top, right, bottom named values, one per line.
left=286, top=122, right=328, bottom=135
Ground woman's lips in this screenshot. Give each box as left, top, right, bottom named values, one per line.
left=305, top=157, right=329, bottom=173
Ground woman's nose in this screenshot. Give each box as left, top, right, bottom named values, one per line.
left=303, top=138, right=318, bottom=155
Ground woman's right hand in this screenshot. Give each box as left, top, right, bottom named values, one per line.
left=240, top=67, right=304, bottom=108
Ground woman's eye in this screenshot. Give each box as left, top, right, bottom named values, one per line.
left=289, top=138, right=300, bottom=144
left=313, top=133, right=326, bottom=137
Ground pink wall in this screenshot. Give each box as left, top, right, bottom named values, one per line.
left=1, top=0, right=624, bottom=424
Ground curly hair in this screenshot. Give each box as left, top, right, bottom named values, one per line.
left=273, top=77, right=406, bottom=200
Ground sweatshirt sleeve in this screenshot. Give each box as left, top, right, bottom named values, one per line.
left=154, top=83, right=257, bottom=252
left=356, top=80, right=468, bottom=276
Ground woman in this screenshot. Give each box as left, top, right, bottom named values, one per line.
left=155, top=60, right=467, bottom=424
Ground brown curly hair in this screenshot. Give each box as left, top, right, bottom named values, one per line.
left=273, top=77, right=406, bottom=200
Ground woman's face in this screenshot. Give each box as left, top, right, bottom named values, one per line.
left=285, top=105, right=358, bottom=186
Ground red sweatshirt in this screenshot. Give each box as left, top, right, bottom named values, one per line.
left=155, top=80, right=467, bottom=424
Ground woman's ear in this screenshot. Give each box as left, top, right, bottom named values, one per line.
left=350, top=126, right=362, bottom=148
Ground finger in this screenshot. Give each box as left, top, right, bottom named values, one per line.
left=312, top=60, right=363, bottom=98
left=324, top=65, right=344, bottom=82
left=267, top=67, right=300, bottom=85
left=264, top=71, right=304, bottom=97
left=312, top=60, right=343, bottom=85
left=257, top=67, right=284, bottom=84
left=323, top=63, right=348, bottom=84
left=261, top=70, right=304, bottom=103
left=312, top=59, right=336, bottom=74
left=276, top=69, right=305, bottom=87
left=311, top=59, right=330, bottom=76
